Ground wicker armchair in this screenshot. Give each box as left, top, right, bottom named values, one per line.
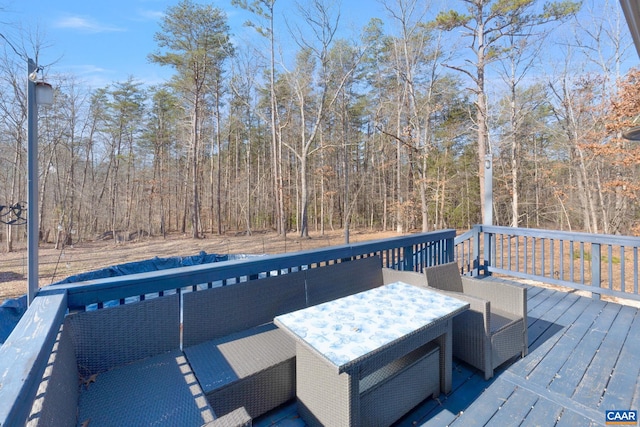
left=424, top=262, right=527, bottom=380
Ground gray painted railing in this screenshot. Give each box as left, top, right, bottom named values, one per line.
left=0, top=229, right=454, bottom=427
left=6, top=225, right=639, bottom=426
left=455, top=225, right=640, bottom=302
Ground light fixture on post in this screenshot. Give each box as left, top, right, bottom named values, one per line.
left=622, top=115, right=640, bottom=140
left=27, top=58, right=53, bottom=305
left=36, top=82, right=54, bottom=106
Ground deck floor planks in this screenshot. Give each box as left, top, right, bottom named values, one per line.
left=599, top=306, right=640, bottom=411
left=520, top=395, right=564, bottom=426
left=447, top=378, right=517, bottom=426
left=553, top=408, right=598, bottom=427
left=477, top=385, right=539, bottom=426
left=523, top=286, right=554, bottom=314
left=398, top=361, right=491, bottom=426
left=572, top=304, right=637, bottom=408
left=509, top=294, right=592, bottom=379
left=523, top=298, right=607, bottom=387
left=525, top=290, right=581, bottom=350
left=547, top=302, right=621, bottom=397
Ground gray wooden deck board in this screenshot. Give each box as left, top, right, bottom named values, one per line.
left=524, top=298, right=607, bottom=386
left=510, top=293, right=592, bottom=379
left=553, top=408, right=598, bottom=427
left=525, top=290, right=581, bottom=351
left=572, top=304, right=637, bottom=408
left=547, top=302, right=620, bottom=397
left=478, top=385, right=539, bottom=426
left=599, top=306, right=640, bottom=411
left=254, top=283, right=640, bottom=427
left=447, top=379, right=516, bottom=426
left=520, top=395, right=564, bottom=426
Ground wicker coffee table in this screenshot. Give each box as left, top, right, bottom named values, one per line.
left=274, top=281, right=468, bottom=427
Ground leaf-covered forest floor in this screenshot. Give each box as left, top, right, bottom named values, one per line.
left=0, top=229, right=400, bottom=303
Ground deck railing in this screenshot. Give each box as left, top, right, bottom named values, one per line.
left=0, top=229, right=454, bottom=427
left=455, top=225, right=640, bottom=303
left=5, top=226, right=640, bottom=426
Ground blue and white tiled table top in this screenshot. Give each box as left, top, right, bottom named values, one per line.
left=274, top=281, right=468, bottom=369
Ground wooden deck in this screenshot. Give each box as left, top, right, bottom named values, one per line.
left=255, top=283, right=640, bottom=427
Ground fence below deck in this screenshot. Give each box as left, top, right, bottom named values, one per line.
left=455, top=225, right=640, bottom=303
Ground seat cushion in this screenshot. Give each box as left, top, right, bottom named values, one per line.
left=185, top=323, right=295, bottom=393
left=185, top=323, right=296, bottom=418
left=77, top=349, right=216, bottom=426
left=490, top=308, right=520, bottom=333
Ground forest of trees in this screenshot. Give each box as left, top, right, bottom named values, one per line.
left=1, top=0, right=639, bottom=251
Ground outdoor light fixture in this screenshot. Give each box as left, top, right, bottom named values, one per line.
left=622, top=126, right=640, bottom=141
left=36, top=82, right=54, bottom=106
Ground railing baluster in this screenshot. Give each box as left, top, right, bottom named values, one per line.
left=559, top=239, right=564, bottom=281
left=634, top=247, right=638, bottom=295
left=515, top=235, right=520, bottom=272
left=607, top=244, right=613, bottom=291
left=592, top=242, right=601, bottom=299
left=569, top=240, right=574, bottom=283
left=543, top=239, right=560, bottom=278
left=580, top=242, right=585, bottom=284
left=532, top=237, right=536, bottom=276
left=621, top=246, right=626, bottom=293
left=524, top=237, right=528, bottom=275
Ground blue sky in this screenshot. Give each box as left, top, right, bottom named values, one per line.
left=6, top=0, right=387, bottom=88
left=5, top=0, right=635, bottom=90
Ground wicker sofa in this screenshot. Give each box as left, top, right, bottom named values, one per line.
left=424, top=262, right=528, bottom=380
left=27, top=294, right=251, bottom=427
left=27, top=255, right=443, bottom=426
left=181, top=255, right=429, bottom=420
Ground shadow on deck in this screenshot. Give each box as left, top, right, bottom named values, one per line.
left=256, top=283, right=640, bottom=427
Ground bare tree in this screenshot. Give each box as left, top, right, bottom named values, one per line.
left=150, top=0, right=233, bottom=238
left=285, top=0, right=360, bottom=237
left=436, top=0, right=580, bottom=224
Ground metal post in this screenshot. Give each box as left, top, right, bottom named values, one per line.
left=484, top=154, right=493, bottom=226
left=27, top=58, right=39, bottom=305
left=483, top=156, right=493, bottom=277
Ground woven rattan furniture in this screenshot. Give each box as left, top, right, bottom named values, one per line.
left=181, top=255, right=394, bottom=420
left=183, top=270, right=308, bottom=420
left=28, top=294, right=251, bottom=427
left=26, top=255, right=434, bottom=426
left=424, top=262, right=528, bottom=380
left=275, top=282, right=469, bottom=427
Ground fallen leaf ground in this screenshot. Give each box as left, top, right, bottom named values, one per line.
left=0, top=229, right=400, bottom=303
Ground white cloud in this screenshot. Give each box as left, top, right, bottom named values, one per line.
left=54, top=15, right=125, bottom=33
left=137, top=9, right=165, bottom=21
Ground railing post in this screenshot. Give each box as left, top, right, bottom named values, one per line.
left=403, top=245, right=414, bottom=271
left=446, top=236, right=455, bottom=264
left=591, top=242, right=601, bottom=300
left=473, top=225, right=481, bottom=276
left=483, top=229, right=493, bottom=276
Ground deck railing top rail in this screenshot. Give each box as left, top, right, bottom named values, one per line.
left=45, top=229, right=455, bottom=310
left=455, top=225, right=640, bottom=303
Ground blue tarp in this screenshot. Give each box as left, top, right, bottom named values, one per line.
left=0, top=251, right=232, bottom=344
left=52, top=251, right=229, bottom=284
left=0, top=295, right=27, bottom=344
